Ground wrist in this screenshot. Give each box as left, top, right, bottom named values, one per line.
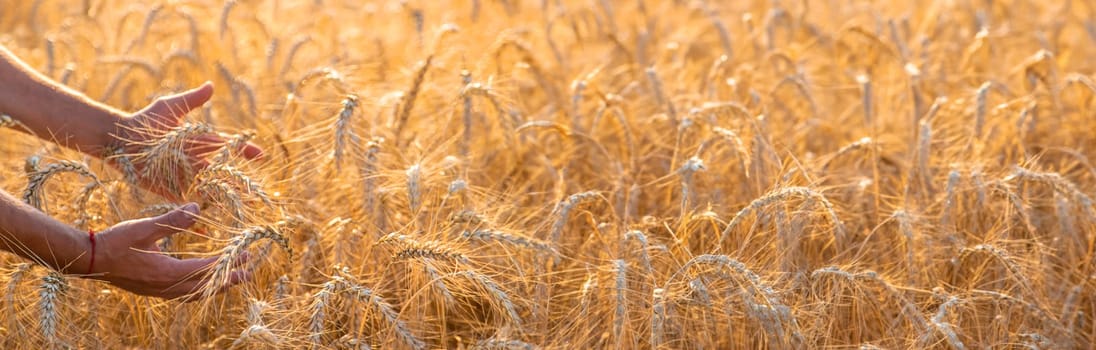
left=61, top=227, right=100, bottom=277
left=89, top=109, right=127, bottom=158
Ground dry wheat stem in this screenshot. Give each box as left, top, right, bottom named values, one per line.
left=200, top=164, right=273, bottom=206
left=381, top=233, right=469, bottom=265
left=394, top=55, right=434, bottom=145
left=311, top=270, right=425, bottom=350
left=1004, top=167, right=1096, bottom=219
left=23, top=160, right=100, bottom=211
left=919, top=293, right=967, bottom=350
left=451, top=270, right=523, bottom=329
left=549, top=191, right=601, bottom=243
left=612, top=259, right=627, bottom=350
left=473, top=337, right=537, bottom=350
left=1, top=114, right=28, bottom=130
left=678, top=156, right=705, bottom=214
left=333, top=94, right=360, bottom=172
left=5, top=263, right=31, bottom=335
left=890, top=210, right=918, bottom=279
left=665, top=255, right=801, bottom=345
left=717, top=186, right=845, bottom=250
left=463, top=229, right=556, bottom=255
left=129, top=123, right=213, bottom=195
left=204, top=224, right=291, bottom=298
left=195, top=178, right=247, bottom=227
left=649, top=287, right=667, bottom=348
left=38, top=272, right=67, bottom=348
left=406, top=163, right=422, bottom=213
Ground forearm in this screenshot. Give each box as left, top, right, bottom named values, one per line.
left=0, top=189, right=91, bottom=274
left=0, top=44, right=125, bottom=155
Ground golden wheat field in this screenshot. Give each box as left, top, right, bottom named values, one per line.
left=1, top=0, right=1095, bottom=348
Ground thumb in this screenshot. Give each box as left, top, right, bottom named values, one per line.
left=152, top=82, right=214, bottom=122
left=138, top=203, right=200, bottom=246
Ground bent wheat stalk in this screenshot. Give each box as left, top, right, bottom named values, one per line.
left=23, top=160, right=100, bottom=212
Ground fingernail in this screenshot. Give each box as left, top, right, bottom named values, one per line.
left=181, top=203, right=199, bottom=215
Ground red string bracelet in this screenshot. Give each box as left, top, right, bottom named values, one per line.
left=87, top=229, right=96, bottom=274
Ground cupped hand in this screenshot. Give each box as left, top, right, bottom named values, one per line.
left=110, top=82, right=263, bottom=200
left=89, top=203, right=251, bottom=300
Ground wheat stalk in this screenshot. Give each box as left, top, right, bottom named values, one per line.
left=462, top=229, right=556, bottom=255
left=666, top=255, right=801, bottom=346
left=380, top=233, right=469, bottom=264
left=578, top=269, right=598, bottom=318
left=419, top=262, right=455, bottom=306
left=213, top=130, right=256, bottom=164
left=335, top=272, right=425, bottom=350
left=940, top=169, right=962, bottom=231
left=955, top=244, right=1033, bottom=294
left=393, top=242, right=469, bottom=264
left=890, top=210, right=918, bottom=280
left=308, top=277, right=337, bottom=347
left=612, top=259, right=628, bottom=350
left=811, top=266, right=930, bottom=335
left=195, top=178, right=246, bottom=227
left=820, top=137, right=875, bottom=172
left=623, top=230, right=656, bottom=277
left=38, top=271, right=67, bottom=348
left=406, top=163, right=422, bottom=213
left=23, top=160, right=100, bottom=212
left=232, top=298, right=279, bottom=348
left=650, top=287, right=667, bottom=349
left=199, top=164, right=272, bottom=205
left=1, top=114, right=27, bottom=130
left=549, top=191, right=601, bottom=243
left=451, top=270, right=522, bottom=329
left=918, top=291, right=967, bottom=350
left=5, top=263, right=31, bottom=336
left=204, top=224, right=291, bottom=298
left=1004, top=166, right=1096, bottom=219
left=645, top=67, right=677, bottom=125
left=394, top=55, right=434, bottom=145
left=718, top=186, right=845, bottom=250
left=128, top=123, right=213, bottom=195
left=473, top=337, right=537, bottom=350
left=333, top=94, right=359, bottom=172
left=857, top=73, right=873, bottom=127
left=678, top=156, right=705, bottom=214
left=104, top=145, right=140, bottom=196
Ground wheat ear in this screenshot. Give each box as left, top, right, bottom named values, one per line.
left=130, top=123, right=213, bottom=195
left=394, top=55, right=434, bottom=145
left=718, top=187, right=844, bottom=250
left=452, top=270, right=523, bottom=328
left=473, top=337, right=537, bottom=350
left=333, top=94, right=360, bottom=172
left=334, top=272, right=425, bottom=350
left=462, top=229, right=557, bottom=255
left=24, top=160, right=100, bottom=212
left=549, top=191, right=601, bottom=243
left=204, top=225, right=291, bottom=298
left=39, top=272, right=67, bottom=348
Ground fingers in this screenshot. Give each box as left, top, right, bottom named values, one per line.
left=173, top=270, right=252, bottom=302
left=188, top=134, right=265, bottom=161
left=173, top=252, right=251, bottom=281
left=241, top=142, right=265, bottom=160
left=153, top=253, right=252, bottom=301
left=137, top=203, right=200, bottom=246
left=188, top=134, right=225, bottom=159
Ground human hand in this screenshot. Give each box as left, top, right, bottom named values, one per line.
left=110, top=82, right=263, bottom=200
left=88, top=203, right=251, bottom=300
